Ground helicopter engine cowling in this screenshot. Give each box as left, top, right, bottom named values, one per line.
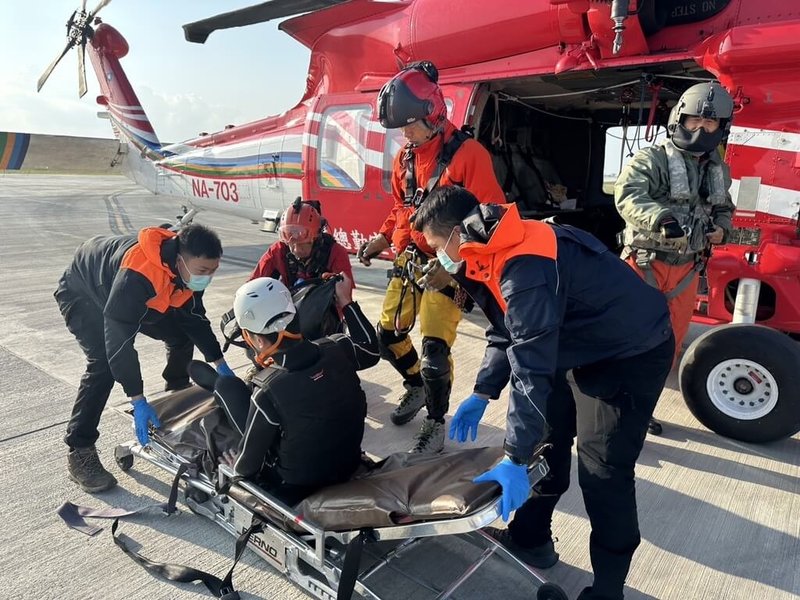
left=92, top=22, right=129, bottom=58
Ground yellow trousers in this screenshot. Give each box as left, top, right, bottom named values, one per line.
left=378, top=252, right=462, bottom=376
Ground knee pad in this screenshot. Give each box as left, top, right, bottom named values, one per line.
left=420, top=337, right=451, bottom=381
left=378, top=325, right=408, bottom=360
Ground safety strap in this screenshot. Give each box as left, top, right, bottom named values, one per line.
left=336, top=529, right=374, bottom=600
left=403, top=129, right=472, bottom=208
left=403, top=146, right=416, bottom=205
left=641, top=261, right=699, bottom=300
left=58, top=462, right=189, bottom=536
left=109, top=519, right=259, bottom=600
left=392, top=248, right=427, bottom=334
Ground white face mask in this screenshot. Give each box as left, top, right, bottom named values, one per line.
left=179, top=255, right=213, bottom=292
left=435, top=228, right=463, bottom=274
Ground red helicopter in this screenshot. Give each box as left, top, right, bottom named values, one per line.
left=37, top=0, right=800, bottom=444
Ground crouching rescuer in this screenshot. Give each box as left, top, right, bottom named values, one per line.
left=211, top=275, right=379, bottom=504
left=54, top=224, right=233, bottom=493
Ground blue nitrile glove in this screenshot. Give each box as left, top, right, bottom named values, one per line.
left=449, top=393, right=490, bottom=443
left=216, top=361, right=235, bottom=378
left=132, top=398, right=161, bottom=446
left=473, top=457, right=530, bottom=522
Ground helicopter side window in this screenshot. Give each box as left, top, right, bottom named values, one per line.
left=318, top=105, right=372, bottom=191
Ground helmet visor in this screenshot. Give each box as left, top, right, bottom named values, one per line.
left=279, top=223, right=314, bottom=244
left=378, top=79, right=431, bottom=129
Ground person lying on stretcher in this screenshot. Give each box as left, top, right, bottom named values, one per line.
left=199, top=276, right=380, bottom=505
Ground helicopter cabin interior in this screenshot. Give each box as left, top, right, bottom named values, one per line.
left=469, top=61, right=720, bottom=252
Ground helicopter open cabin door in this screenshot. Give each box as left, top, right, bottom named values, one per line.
left=302, top=93, right=394, bottom=253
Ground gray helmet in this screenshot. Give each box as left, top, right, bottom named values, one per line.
left=667, top=82, right=734, bottom=153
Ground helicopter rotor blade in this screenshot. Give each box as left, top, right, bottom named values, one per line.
left=36, top=41, right=74, bottom=92
left=88, top=0, right=112, bottom=20
left=182, top=0, right=347, bottom=44
left=77, top=40, right=88, bottom=98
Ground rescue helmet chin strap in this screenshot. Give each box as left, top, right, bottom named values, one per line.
left=242, top=329, right=302, bottom=367
left=407, top=123, right=441, bottom=148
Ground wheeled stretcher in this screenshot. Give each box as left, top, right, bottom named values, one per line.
left=109, top=386, right=568, bottom=600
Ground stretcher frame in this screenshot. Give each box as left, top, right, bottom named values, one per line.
left=113, top=434, right=566, bottom=600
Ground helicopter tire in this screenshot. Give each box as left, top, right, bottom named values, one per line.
left=679, top=324, right=800, bottom=443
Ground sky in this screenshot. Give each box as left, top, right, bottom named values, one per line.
left=0, top=0, right=311, bottom=141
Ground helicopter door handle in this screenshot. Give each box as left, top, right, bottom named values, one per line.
left=265, top=154, right=280, bottom=188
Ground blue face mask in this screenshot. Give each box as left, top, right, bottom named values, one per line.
left=179, top=255, right=213, bottom=292
left=435, top=228, right=463, bottom=274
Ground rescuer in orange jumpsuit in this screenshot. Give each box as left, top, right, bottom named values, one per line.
left=357, top=61, right=505, bottom=453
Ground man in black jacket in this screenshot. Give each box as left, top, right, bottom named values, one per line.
left=209, top=275, right=379, bottom=504
left=413, top=186, right=674, bottom=600
left=55, top=224, right=233, bottom=493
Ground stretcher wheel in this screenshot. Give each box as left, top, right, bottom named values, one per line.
left=114, top=447, right=134, bottom=471
left=647, top=418, right=663, bottom=435
left=536, top=583, right=568, bottom=600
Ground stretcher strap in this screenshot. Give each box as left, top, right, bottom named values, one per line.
left=58, top=461, right=256, bottom=599
left=57, top=501, right=168, bottom=537
left=337, top=529, right=373, bottom=600
left=57, top=462, right=188, bottom=536
left=109, top=519, right=260, bottom=600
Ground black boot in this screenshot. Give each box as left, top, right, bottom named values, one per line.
left=67, top=446, right=117, bottom=493
left=577, top=586, right=622, bottom=600
left=484, top=527, right=559, bottom=569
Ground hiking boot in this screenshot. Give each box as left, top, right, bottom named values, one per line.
left=483, top=527, right=559, bottom=569
left=408, top=419, right=445, bottom=454
left=390, top=383, right=426, bottom=425
left=67, top=446, right=118, bottom=493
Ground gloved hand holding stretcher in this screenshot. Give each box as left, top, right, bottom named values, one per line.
left=130, top=358, right=235, bottom=446
left=450, top=392, right=531, bottom=521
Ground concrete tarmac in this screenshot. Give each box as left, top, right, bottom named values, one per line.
left=0, top=175, right=797, bottom=600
